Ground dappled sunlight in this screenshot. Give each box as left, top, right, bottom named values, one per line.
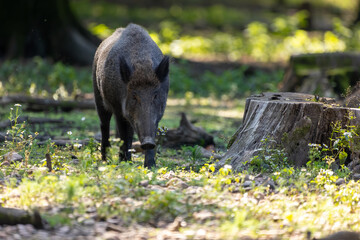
left=89, top=23, right=112, bottom=39
left=166, top=97, right=245, bottom=119
left=283, top=30, right=346, bottom=54
left=80, top=2, right=360, bottom=62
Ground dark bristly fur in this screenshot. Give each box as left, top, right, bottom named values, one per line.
left=93, top=23, right=169, bottom=168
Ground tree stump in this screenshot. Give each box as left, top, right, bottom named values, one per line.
left=280, top=53, right=360, bottom=98
left=217, top=92, right=360, bottom=171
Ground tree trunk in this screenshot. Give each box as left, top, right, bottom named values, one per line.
left=0, top=0, right=100, bottom=65
left=217, top=92, right=360, bottom=171
left=299, top=1, right=312, bottom=30
left=352, top=0, right=360, bottom=25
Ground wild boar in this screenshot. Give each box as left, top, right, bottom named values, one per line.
left=92, top=23, right=169, bottom=168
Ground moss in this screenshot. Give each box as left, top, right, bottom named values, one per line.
left=281, top=132, right=289, bottom=144
left=227, top=134, right=237, bottom=149
left=281, top=118, right=311, bottom=147
left=292, top=123, right=311, bottom=140
left=227, top=127, right=243, bottom=149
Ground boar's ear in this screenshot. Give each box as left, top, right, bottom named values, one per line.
left=119, top=56, right=131, bottom=84
left=155, top=55, right=169, bottom=82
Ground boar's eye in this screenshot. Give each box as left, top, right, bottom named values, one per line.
left=153, top=92, right=159, bottom=102
left=132, top=92, right=137, bottom=101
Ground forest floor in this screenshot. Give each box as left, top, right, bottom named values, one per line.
left=1, top=96, right=360, bottom=240
left=2, top=0, right=360, bottom=237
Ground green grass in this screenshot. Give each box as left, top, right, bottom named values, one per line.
left=0, top=58, right=282, bottom=101
left=1, top=139, right=360, bottom=239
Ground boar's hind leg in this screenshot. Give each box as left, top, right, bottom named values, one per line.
left=144, top=149, right=156, bottom=168
left=93, top=78, right=112, bottom=161
left=115, top=115, right=134, bottom=161
left=96, top=106, right=112, bottom=162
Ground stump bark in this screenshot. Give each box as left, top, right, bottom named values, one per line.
left=217, top=92, right=360, bottom=171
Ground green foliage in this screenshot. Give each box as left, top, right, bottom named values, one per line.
left=2, top=104, right=39, bottom=167
left=272, top=10, right=309, bottom=35
left=307, top=112, right=359, bottom=177
left=181, top=145, right=206, bottom=171
left=77, top=3, right=360, bottom=62
left=249, top=138, right=289, bottom=173
left=73, top=0, right=358, bottom=62
left=43, top=213, right=72, bottom=227
left=0, top=57, right=281, bottom=100
left=135, top=190, right=185, bottom=223
left=170, top=64, right=283, bottom=98
left=73, top=2, right=266, bottom=33
left=0, top=57, right=91, bottom=98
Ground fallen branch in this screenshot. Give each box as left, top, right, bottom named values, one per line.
left=0, top=95, right=95, bottom=112
left=161, top=113, right=215, bottom=148
left=0, top=116, right=66, bottom=129
left=0, top=207, right=43, bottom=229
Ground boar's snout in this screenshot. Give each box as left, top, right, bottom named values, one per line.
left=141, top=137, right=156, bottom=150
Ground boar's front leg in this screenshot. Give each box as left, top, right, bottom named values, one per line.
left=144, top=149, right=156, bottom=168
left=115, top=114, right=134, bottom=161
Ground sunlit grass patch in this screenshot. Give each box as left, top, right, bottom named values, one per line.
left=1, top=132, right=360, bottom=239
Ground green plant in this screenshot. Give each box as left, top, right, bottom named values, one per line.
left=6, top=104, right=26, bottom=147
left=307, top=112, right=359, bottom=171
left=0, top=57, right=92, bottom=97
left=3, top=104, right=40, bottom=168
left=249, top=137, right=289, bottom=173
left=181, top=145, right=205, bottom=171
left=156, top=126, right=168, bottom=153
left=134, top=190, right=185, bottom=223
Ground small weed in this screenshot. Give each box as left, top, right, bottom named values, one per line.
left=307, top=112, right=359, bottom=176
left=42, top=213, right=72, bottom=227
left=249, top=138, right=289, bottom=173
left=181, top=145, right=206, bottom=171
left=2, top=104, right=39, bottom=168
left=134, top=190, right=185, bottom=223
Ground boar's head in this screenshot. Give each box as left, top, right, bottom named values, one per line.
left=120, top=56, right=169, bottom=150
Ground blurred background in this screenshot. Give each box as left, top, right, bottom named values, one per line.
left=1, top=0, right=359, bottom=99
left=78, top=0, right=358, bottom=62
left=0, top=0, right=360, bottom=148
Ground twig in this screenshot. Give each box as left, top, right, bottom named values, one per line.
left=45, top=153, right=52, bottom=172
